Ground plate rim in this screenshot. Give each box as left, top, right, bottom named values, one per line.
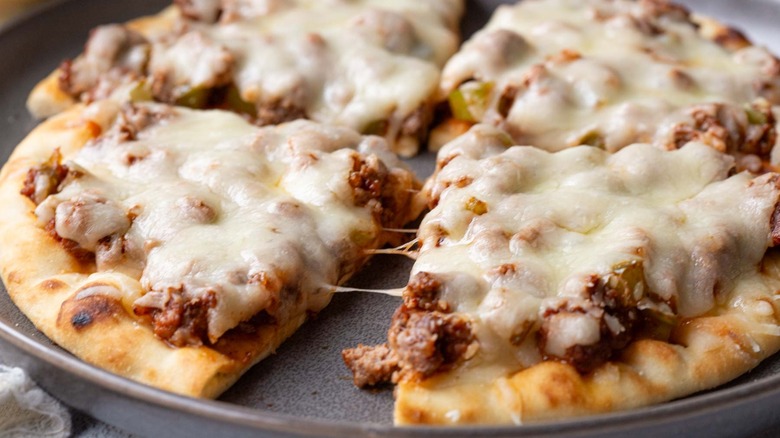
left=1, top=0, right=780, bottom=436
left=3, top=308, right=780, bottom=437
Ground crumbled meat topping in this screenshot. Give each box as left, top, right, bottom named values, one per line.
left=149, top=31, right=235, bottom=103
left=403, top=271, right=448, bottom=312
left=538, top=266, right=644, bottom=373
left=52, top=0, right=463, bottom=155
left=441, top=0, right=780, bottom=162
left=59, top=24, right=149, bottom=102
left=348, top=154, right=387, bottom=208
left=21, top=149, right=70, bottom=205
left=668, top=102, right=777, bottom=170
left=388, top=306, right=475, bottom=381
left=342, top=343, right=399, bottom=387
left=134, top=288, right=216, bottom=347
left=255, top=97, right=308, bottom=126
left=343, top=271, right=476, bottom=384
left=30, top=103, right=418, bottom=347
left=356, top=129, right=780, bottom=381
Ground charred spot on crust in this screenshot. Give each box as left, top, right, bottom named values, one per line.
left=71, top=311, right=93, bottom=329
left=59, top=294, right=124, bottom=331
left=6, top=271, right=22, bottom=285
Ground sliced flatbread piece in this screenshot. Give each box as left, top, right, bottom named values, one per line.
left=28, top=0, right=464, bottom=156
left=344, top=124, right=780, bottom=424
left=436, top=0, right=780, bottom=171
left=0, top=101, right=421, bottom=397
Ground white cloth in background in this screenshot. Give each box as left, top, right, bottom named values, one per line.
left=0, top=366, right=70, bottom=438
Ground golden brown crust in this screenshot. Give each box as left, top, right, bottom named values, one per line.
left=23, top=4, right=448, bottom=158
left=693, top=14, right=753, bottom=51
left=0, top=103, right=416, bottom=398
left=26, top=7, right=179, bottom=119
left=394, top=253, right=780, bottom=424
left=0, top=105, right=295, bottom=397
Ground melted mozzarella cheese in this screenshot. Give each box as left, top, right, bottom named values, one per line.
left=441, top=0, right=780, bottom=154
left=38, top=103, right=414, bottom=343
left=151, top=0, right=463, bottom=155
left=419, top=124, right=780, bottom=364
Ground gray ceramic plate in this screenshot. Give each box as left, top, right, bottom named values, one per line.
left=2, top=0, right=780, bottom=437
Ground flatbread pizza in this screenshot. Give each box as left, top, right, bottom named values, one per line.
left=434, top=0, right=780, bottom=172
left=344, top=124, right=780, bottom=424
left=28, top=0, right=465, bottom=156
left=0, top=101, right=421, bottom=397
left=5, top=0, right=780, bottom=429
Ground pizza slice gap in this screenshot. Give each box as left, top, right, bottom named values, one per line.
left=343, top=124, right=780, bottom=424
left=0, top=100, right=422, bottom=397
left=27, top=0, right=464, bottom=156
left=433, top=0, right=780, bottom=172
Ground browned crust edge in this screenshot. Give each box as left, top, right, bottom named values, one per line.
left=0, top=103, right=420, bottom=398
left=393, top=238, right=780, bottom=424
left=25, top=6, right=180, bottom=119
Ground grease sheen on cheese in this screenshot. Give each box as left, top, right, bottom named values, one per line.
left=419, top=124, right=780, bottom=366
left=35, top=102, right=412, bottom=343
left=151, top=0, right=463, bottom=155
left=441, top=0, right=780, bottom=154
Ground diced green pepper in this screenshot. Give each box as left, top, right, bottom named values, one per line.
left=643, top=308, right=676, bottom=341
left=363, top=120, right=389, bottom=136
left=129, top=81, right=153, bottom=103
left=746, top=106, right=768, bottom=125
left=605, top=261, right=677, bottom=341
left=449, top=88, right=474, bottom=122
left=350, top=229, right=375, bottom=246
left=226, top=85, right=257, bottom=117
left=605, top=260, right=644, bottom=301
left=448, top=81, right=494, bottom=122
left=175, top=86, right=210, bottom=109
